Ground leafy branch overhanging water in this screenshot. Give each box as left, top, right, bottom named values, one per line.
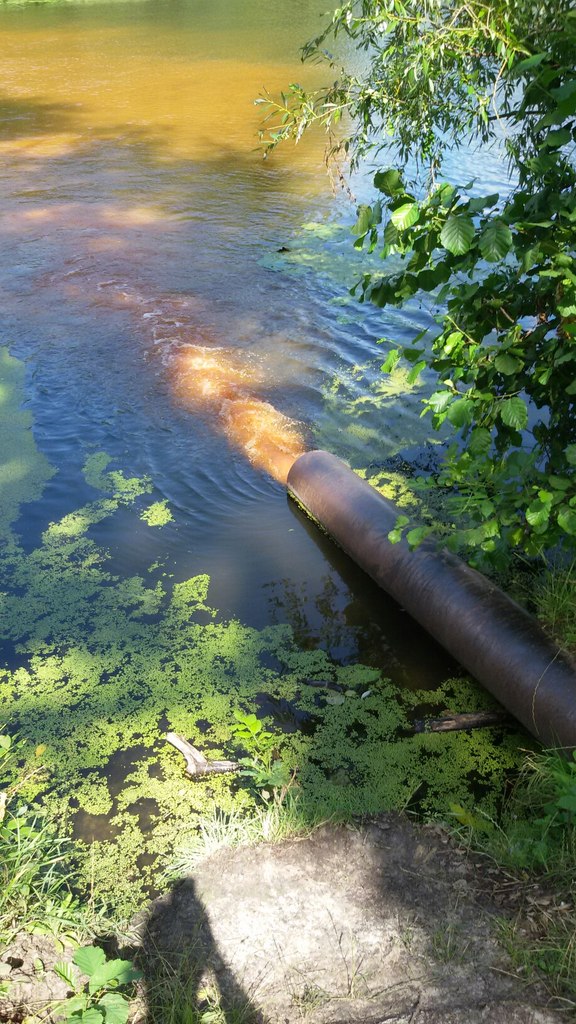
left=261, top=0, right=576, bottom=565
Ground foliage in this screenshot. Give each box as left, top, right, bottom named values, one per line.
left=54, top=945, right=141, bottom=1024
left=261, top=0, right=576, bottom=563
left=140, top=500, right=174, bottom=528
left=0, top=732, right=85, bottom=946
left=231, top=712, right=293, bottom=801
left=533, top=560, right=576, bottom=655
left=140, top=941, right=259, bottom=1024
left=497, top=748, right=576, bottom=874
left=457, top=747, right=576, bottom=1004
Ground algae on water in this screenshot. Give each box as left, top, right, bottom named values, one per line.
left=140, top=500, right=174, bottom=527
left=0, top=348, right=55, bottom=540
left=1, top=347, right=527, bottom=918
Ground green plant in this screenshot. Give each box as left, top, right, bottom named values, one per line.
left=533, top=561, right=576, bottom=655
left=501, top=748, right=576, bottom=872
left=261, top=0, right=576, bottom=566
left=498, top=909, right=576, bottom=1004
left=141, top=943, right=258, bottom=1024
left=0, top=732, right=86, bottom=945
left=452, top=747, right=576, bottom=1004
left=430, top=921, right=469, bottom=965
left=54, top=945, right=141, bottom=1024
left=450, top=749, right=576, bottom=872
left=231, top=712, right=293, bottom=803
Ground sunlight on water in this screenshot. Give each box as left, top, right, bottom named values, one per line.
left=0, top=30, right=325, bottom=171
left=0, top=133, right=82, bottom=158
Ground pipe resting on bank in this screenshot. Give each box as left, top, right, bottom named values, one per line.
left=287, top=449, right=576, bottom=750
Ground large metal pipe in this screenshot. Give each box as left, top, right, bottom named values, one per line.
left=287, top=449, right=576, bottom=749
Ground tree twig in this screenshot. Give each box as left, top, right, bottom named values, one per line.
left=166, top=732, right=240, bottom=777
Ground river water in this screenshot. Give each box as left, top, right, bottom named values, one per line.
left=0, top=0, right=513, bottom=706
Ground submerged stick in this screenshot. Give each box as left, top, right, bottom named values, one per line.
left=166, top=732, right=239, bottom=777
left=413, top=710, right=509, bottom=734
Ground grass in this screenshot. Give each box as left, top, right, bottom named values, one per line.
left=439, top=557, right=576, bottom=1007
left=458, top=745, right=576, bottom=1007
left=169, top=793, right=327, bottom=877
left=533, top=560, right=576, bottom=657
left=429, top=921, right=470, bottom=965
left=136, top=937, right=261, bottom=1024
left=497, top=748, right=576, bottom=1005
left=0, top=733, right=94, bottom=950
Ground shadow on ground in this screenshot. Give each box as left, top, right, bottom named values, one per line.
left=136, top=875, right=263, bottom=1024
left=133, top=816, right=562, bottom=1024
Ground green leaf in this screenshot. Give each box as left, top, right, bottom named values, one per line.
left=558, top=299, right=576, bottom=316
left=551, top=79, right=576, bottom=103
left=541, top=128, right=572, bottom=149
left=558, top=506, right=576, bottom=536
left=353, top=204, right=372, bottom=235
left=494, top=353, right=522, bottom=375
left=63, top=995, right=89, bottom=1016
left=468, top=194, right=499, bottom=213
left=374, top=168, right=403, bottom=195
left=440, top=214, right=475, bottom=255
left=565, top=444, right=576, bottom=466
left=447, top=398, right=474, bottom=427
left=74, top=947, right=107, bottom=977
left=557, top=792, right=576, bottom=813
left=417, top=264, right=450, bottom=290
left=88, top=960, right=139, bottom=996
left=406, top=526, right=432, bottom=547
left=499, top=397, right=528, bottom=431
left=512, top=52, right=546, bottom=74
left=98, top=993, right=131, bottom=1024
left=468, top=428, right=492, bottom=456
left=78, top=1010, right=104, bottom=1024
left=449, top=803, right=489, bottom=830
left=526, top=500, right=551, bottom=530
left=549, top=476, right=570, bottom=491
left=383, top=220, right=398, bottom=246
left=381, top=349, right=400, bottom=373
left=428, top=390, right=452, bottom=416
left=54, top=961, right=78, bottom=989
left=390, top=202, right=419, bottom=230
left=388, top=515, right=409, bottom=544
left=479, top=220, right=513, bottom=262
left=406, top=360, right=426, bottom=385
left=232, top=712, right=262, bottom=736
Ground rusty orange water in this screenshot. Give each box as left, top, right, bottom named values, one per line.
left=172, top=346, right=307, bottom=483
left=66, top=278, right=309, bottom=483
left=0, top=2, right=330, bottom=481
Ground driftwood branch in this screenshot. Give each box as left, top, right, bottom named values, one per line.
left=166, top=732, right=240, bottom=777
left=413, top=711, right=509, bottom=734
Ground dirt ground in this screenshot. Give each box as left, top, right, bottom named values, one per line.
left=134, top=815, right=567, bottom=1023
left=1, top=815, right=568, bottom=1023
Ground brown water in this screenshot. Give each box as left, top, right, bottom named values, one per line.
left=0, top=0, right=510, bottom=685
